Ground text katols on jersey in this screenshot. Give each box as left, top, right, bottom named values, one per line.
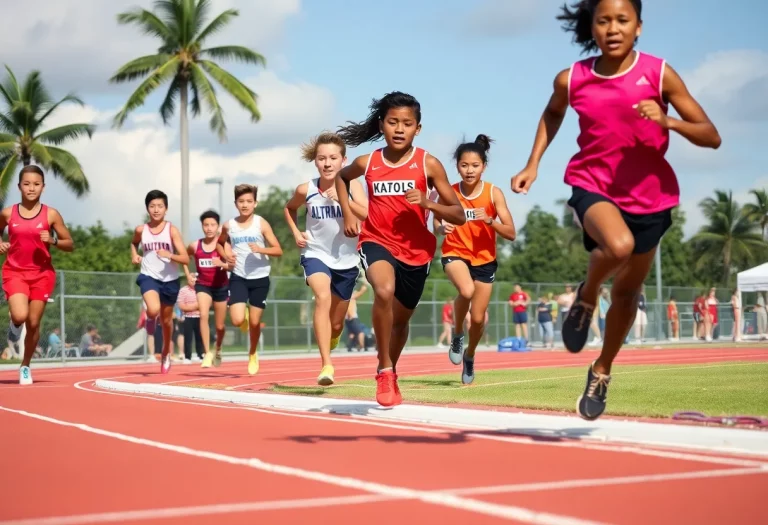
left=372, top=180, right=416, bottom=196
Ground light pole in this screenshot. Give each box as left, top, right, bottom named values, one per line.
left=204, top=176, right=224, bottom=217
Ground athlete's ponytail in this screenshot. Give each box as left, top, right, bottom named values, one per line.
left=557, top=0, right=642, bottom=54
left=337, top=91, right=421, bottom=147
left=453, top=134, right=494, bottom=164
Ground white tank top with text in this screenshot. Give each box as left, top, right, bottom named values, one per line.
left=228, top=216, right=271, bottom=279
left=140, top=222, right=179, bottom=282
left=302, top=178, right=359, bottom=270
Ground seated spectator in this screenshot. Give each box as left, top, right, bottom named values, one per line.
left=47, top=327, right=76, bottom=356
left=80, top=324, right=113, bottom=357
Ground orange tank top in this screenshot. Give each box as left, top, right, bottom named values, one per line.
left=440, top=181, right=497, bottom=265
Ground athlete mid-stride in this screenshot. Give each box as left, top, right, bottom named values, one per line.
left=1, top=165, right=74, bottom=385
left=284, top=132, right=368, bottom=385
left=334, top=91, right=466, bottom=407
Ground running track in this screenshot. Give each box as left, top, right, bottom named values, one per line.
left=1, top=347, right=766, bottom=525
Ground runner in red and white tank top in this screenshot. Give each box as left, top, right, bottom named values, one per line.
left=334, top=91, right=466, bottom=407
left=0, top=166, right=74, bottom=385
left=510, top=0, right=721, bottom=421
left=185, top=210, right=231, bottom=368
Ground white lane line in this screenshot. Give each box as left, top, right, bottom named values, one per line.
left=0, top=405, right=606, bottom=525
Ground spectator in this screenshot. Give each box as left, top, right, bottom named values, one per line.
left=633, top=285, right=648, bottom=342
left=47, top=327, right=75, bottom=356
left=509, top=284, right=529, bottom=340
left=707, top=287, right=719, bottom=340
left=667, top=296, right=679, bottom=341
left=598, top=287, right=610, bottom=338
left=80, top=325, right=113, bottom=357
left=695, top=291, right=712, bottom=342
left=731, top=289, right=741, bottom=342
left=437, top=298, right=454, bottom=348
left=537, top=296, right=554, bottom=348
left=753, top=292, right=767, bottom=341
left=177, top=277, right=204, bottom=361
left=557, top=284, right=575, bottom=326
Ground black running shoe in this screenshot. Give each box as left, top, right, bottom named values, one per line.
left=576, top=362, right=611, bottom=420
left=448, top=334, right=464, bottom=365
left=562, top=282, right=595, bottom=353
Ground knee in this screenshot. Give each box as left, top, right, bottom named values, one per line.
left=9, top=311, right=26, bottom=325
left=26, top=317, right=41, bottom=332
left=470, top=311, right=485, bottom=326
left=331, top=320, right=344, bottom=334
left=373, top=282, right=395, bottom=303
left=230, top=313, right=244, bottom=327
left=314, top=291, right=332, bottom=308
left=215, top=320, right=226, bottom=331
left=146, top=306, right=161, bottom=319
left=603, top=234, right=635, bottom=261
left=458, top=283, right=475, bottom=301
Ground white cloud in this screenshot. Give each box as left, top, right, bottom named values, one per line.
left=0, top=0, right=300, bottom=95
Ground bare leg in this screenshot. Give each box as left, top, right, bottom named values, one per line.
left=465, top=282, right=493, bottom=359
left=307, top=273, right=333, bottom=367
left=365, top=261, right=396, bottom=371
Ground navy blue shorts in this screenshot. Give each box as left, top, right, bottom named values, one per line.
left=229, top=275, right=269, bottom=309
left=513, top=311, right=528, bottom=324
left=301, top=256, right=359, bottom=301
left=136, top=274, right=180, bottom=306
left=195, top=283, right=229, bottom=303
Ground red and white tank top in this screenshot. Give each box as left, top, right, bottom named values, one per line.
left=565, top=51, right=678, bottom=214
left=3, top=203, right=53, bottom=274
left=194, top=238, right=229, bottom=288
left=358, top=147, right=436, bottom=266
left=139, top=222, right=179, bottom=282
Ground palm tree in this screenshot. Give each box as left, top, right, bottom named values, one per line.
left=743, top=188, right=768, bottom=240
left=690, top=190, right=766, bottom=285
left=0, top=66, right=94, bottom=206
left=110, top=0, right=265, bottom=241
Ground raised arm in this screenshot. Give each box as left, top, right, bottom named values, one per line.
left=511, top=68, right=570, bottom=194
left=284, top=182, right=309, bottom=248
left=489, top=186, right=517, bottom=241
left=425, top=155, right=466, bottom=226
left=47, top=207, right=74, bottom=252
left=334, top=154, right=369, bottom=237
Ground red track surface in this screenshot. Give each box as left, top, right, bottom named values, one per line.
left=1, top=347, right=766, bottom=525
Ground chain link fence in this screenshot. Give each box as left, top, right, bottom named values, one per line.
left=0, top=270, right=763, bottom=363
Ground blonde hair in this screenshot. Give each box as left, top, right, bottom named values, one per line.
left=234, top=184, right=257, bottom=200
left=300, top=131, right=346, bottom=162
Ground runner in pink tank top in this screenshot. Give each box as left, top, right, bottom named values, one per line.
left=510, top=0, right=721, bottom=421
left=0, top=166, right=75, bottom=385
left=184, top=209, right=232, bottom=369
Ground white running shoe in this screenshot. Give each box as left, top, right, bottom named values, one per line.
left=19, top=366, right=32, bottom=385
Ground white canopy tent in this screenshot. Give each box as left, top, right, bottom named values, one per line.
left=737, top=263, right=768, bottom=292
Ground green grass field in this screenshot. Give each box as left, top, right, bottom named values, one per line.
left=272, top=361, right=768, bottom=418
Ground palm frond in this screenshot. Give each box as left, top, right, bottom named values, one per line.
left=199, top=46, right=265, bottom=67
left=32, top=94, right=87, bottom=135
left=112, top=56, right=182, bottom=128
left=116, top=8, right=174, bottom=42
left=46, top=146, right=90, bottom=196
left=189, top=79, right=201, bottom=117
left=28, top=141, right=54, bottom=168
left=195, top=8, right=238, bottom=43
left=192, top=0, right=212, bottom=39
left=154, top=0, right=188, bottom=44
left=188, top=63, right=226, bottom=141
left=0, top=113, right=20, bottom=135
left=110, top=54, right=172, bottom=84
left=0, top=141, right=15, bottom=155
left=35, top=123, right=96, bottom=145
left=159, top=76, right=181, bottom=125
left=22, top=70, right=51, bottom=118
left=0, top=153, right=18, bottom=206
left=0, top=65, right=21, bottom=107
left=199, top=60, right=260, bottom=122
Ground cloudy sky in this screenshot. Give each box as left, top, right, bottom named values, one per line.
left=2, top=0, right=766, bottom=239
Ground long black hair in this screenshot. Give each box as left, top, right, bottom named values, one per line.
left=453, top=134, right=493, bottom=164
left=337, top=91, right=421, bottom=147
left=557, top=0, right=642, bottom=54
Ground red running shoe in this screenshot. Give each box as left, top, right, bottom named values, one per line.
left=375, top=370, right=398, bottom=407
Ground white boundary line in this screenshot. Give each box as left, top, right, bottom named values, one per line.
left=72, top=379, right=768, bottom=468
left=0, top=405, right=605, bottom=525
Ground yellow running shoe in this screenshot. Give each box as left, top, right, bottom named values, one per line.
left=317, top=365, right=335, bottom=386
left=330, top=334, right=341, bottom=351
left=239, top=309, right=249, bottom=333
left=248, top=353, right=259, bottom=375
left=201, top=352, right=214, bottom=368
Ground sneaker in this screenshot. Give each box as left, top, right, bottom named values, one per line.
left=330, top=335, right=341, bottom=351
left=214, top=350, right=222, bottom=367
left=317, top=364, right=335, bottom=386
left=7, top=321, right=22, bottom=344
left=448, top=334, right=464, bottom=365
left=392, top=373, right=403, bottom=405
left=375, top=369, right=398, bottom=407
left=191, top=354, right=201, bottom=362
left=462, top=355, right=475, bottom=385
left=576, top=362, right=611, bottom=420
left=562, top=282, right=595, bottom=353
left=248, top=353, right=259, bottom=375
left=160, top=354, right=171, bottom=375
left=19, top=366, right=32, bottom=386
left=201, top=352, right=214, bottom=368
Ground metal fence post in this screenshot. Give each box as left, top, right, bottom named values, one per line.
left=431, top=282, right=437, bottom=344
left=59, top=271, right=66, bottom=364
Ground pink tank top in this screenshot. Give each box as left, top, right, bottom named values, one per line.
left=564, top=51, right=678, bottom=214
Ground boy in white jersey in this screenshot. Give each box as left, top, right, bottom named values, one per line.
left=131, top=190, right=189, bottom=374
left=218, top=184, right=283, bottom=375
left=284, top=132, right=369, bottom=385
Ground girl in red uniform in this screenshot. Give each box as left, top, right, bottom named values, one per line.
left=434, top=135, right=516, bottom=384
left=334, top=91, right=466, bottom=407
left=184, top=210, right=231, bottom=368
left=1, top=166, right=74, bottom=385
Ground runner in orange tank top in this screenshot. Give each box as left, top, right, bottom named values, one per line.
left=334, top=92, right=466, bottom=407
left=0, top=166, right=75, bottom=385
left=433, top=135, right=516, bottom=384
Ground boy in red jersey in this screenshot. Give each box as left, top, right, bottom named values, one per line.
left=1, top=166, right=74, bottom=385
left=511, top=0, right=720, bottom=420
left=334, top=91, right=466, bottom=407
left=433, top=135, right=516, bottom=384
left=184, top=210, right=231, bottom=368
